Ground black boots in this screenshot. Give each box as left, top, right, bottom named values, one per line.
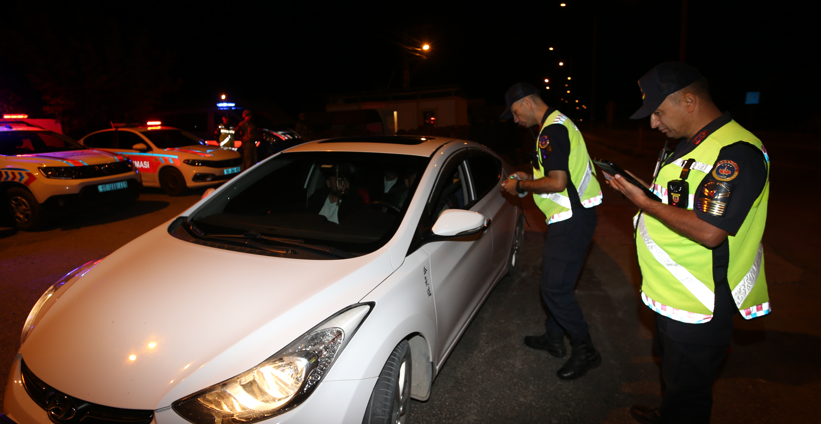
left=524, top=332, right=567, bottom=357
left=556, top=333, right=601, bottom=380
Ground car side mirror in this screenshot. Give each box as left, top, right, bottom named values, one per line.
left=132, top=143, right=149, bottom=151
left=431, top=209, right=489, bottom=238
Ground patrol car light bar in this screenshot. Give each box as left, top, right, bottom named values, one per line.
left=3, top=114, right=28, bottom=119
left=146, top=121, right=162, bottom=126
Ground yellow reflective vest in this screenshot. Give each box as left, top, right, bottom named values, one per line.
left=532, top=110, right=603, bottom=225
left=636, top=119, right=771, bottom=323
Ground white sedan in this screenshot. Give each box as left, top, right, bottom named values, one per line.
left=3, top=136, right=525, bottom=424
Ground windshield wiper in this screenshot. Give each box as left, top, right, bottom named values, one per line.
left=204, top=231, right=353, bottom=259
left=182, top=222, right=295, bottom=256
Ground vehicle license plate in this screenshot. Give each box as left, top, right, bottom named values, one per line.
left=98, top=181, right=129, bottom=193
left=224, top=166, right=241, bottom=175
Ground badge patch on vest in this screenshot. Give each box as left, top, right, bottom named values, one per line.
left=539, top=135, right=550, bottom=149
left=712, top=160, right=739, bottom=181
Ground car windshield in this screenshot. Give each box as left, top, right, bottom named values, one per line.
left=0, top=130, right=87, bottom=155
left=141, top=129, right=204, bottom=148
left=187, top=151, right=430, bottom=258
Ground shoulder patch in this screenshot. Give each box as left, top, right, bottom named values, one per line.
left=712, top=160, right=739, bottom=181
left=539, top=135, right=550, bottom=149
left=553, top=114, right=567, bottom=124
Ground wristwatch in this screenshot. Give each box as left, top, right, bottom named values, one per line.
left=515, top=180, right=525, bottom=194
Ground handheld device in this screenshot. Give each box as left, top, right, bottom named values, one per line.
left=509, top=174, right=528, bottom=198
left=592, top=158, right=661, bottom=202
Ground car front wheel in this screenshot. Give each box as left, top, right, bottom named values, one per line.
left=159, top=168, right=187, bottom=196
left=363, top=340, right=412, bottom=424
left=7, top=187, right=48, bottom=231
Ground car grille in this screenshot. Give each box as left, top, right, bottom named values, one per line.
left=199, top=158, right=241, bottom=168
left=20, top=360, right=154, bottom=424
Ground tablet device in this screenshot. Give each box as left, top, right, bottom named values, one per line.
left=593, top=158, right=661, bottom=202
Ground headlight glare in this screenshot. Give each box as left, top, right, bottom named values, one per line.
left=173, top=304, right=371, bottom=423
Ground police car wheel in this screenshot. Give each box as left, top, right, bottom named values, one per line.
left=7, top=188, right=48, bottom=231
left=363, top=340, right=412, bottom=424
left=506, top=215, right=525, bottom=277
left=159, top=168, right=187, bottom=196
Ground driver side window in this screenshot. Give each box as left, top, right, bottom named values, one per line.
left=429, top=158, right=470, bottom=219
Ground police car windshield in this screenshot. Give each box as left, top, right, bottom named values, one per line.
left=141, top=129, right=204, bottom=149
left=189, top=151, right=429, bottom=258
left=0, top=131, right=86, bottom=156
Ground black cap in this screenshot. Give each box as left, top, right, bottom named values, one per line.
left=500, top=82, right=540, bottom=119
left=629, top=62, right=703, bottom=119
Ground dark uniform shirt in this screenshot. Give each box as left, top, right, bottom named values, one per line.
left=656, top=112, right=768, bottom=345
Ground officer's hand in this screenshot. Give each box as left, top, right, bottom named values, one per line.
left=607, top=172, right=651, bottom=209
left=501, top=178, right=519, bottom=195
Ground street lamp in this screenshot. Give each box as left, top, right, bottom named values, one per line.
left=559, top=61, right=564, bottom=66
left=422, top=44, right=430, bottom=51
left=221, top=94, right=226, bottom=100
left=544, top=78, right=549, bottom=83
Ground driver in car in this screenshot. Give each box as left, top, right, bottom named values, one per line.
left=308, top=164, right=364, bottom=224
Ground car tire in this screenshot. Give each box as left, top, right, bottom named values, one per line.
left=7, top=187, right=48, bottom=231
left=363, top=340, right=412, bottom=424
left=159, top=168, right=187, bottom=196
left=506, top=215, right=525, bottom=277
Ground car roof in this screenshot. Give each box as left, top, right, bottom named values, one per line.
left=285, top=136, right=480, bottom=157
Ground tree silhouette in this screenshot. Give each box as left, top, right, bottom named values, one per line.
left=4, top=3, right=177, bottom=135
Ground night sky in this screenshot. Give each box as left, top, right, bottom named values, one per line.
left=1, top=0, right=819, bottom=130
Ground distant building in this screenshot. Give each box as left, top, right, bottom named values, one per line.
left=326, top=85, right=469, bottom=135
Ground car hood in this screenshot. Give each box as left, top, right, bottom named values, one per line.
left=163, top=145, right=237, bottom=159
left=20, top=222, right=394, bottom=410
left=14, top=149, right=128, bottom=166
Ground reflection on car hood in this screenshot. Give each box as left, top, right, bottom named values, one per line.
left=12, top=149, right=128, bottom=166
left=163, top=146, right=237, bottom=159
left=20, top=222, right=393, bottom=410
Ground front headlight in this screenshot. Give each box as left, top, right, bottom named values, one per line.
left=183, top=159, right=206, bottom=166
left=38, top=166, right=79, bottom=179
left=21, top=259, right=102, bottom=345
left=173, top=303, right=372, bottom=423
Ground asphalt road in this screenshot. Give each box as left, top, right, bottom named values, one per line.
left=1, top=131, right=818, bottom=423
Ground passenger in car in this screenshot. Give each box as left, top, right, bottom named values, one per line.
left=397, top=168, right=420, bottom=208
left=374, top=168, right=406, bottom=205
left=308, top=164, right=364, bottom=224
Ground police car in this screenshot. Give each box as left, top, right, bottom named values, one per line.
left=79, top=122, right=242, bottom=196
left=0, top=116, right=142, bottom=230
left=2, top=136, right=524, bottom=423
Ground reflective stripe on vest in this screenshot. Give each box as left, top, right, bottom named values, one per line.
left=732, top=243, right=770, bottom=320
left=637, top=214, right=716, bottom=312
left=538, top=160, right=598, bottom=223
left=641, top=292, right=712, bottom=324
left=671, top=158, right=713, bottom=174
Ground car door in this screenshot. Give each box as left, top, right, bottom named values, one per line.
left=466, top=148, right=516, bottom=281
left=421, top=150, right=494, bottom=361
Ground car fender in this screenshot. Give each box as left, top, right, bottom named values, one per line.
left=324, top=249, right=435, bottom=390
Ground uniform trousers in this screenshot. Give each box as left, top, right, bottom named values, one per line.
left=540, top=206, right=597, bottom=340
left=653, top=277, right=735, bottom=423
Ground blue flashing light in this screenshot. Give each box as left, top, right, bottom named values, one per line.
left=217, top=102, right=236, bottom=109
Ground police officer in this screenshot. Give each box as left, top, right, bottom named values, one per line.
left=605, top=62, right=771, bottom=424
left=500, top=82, right=604, bottom=380
left=234, top=110, right=259, bottom=171
left=216, top=116, right=235, bottom=148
